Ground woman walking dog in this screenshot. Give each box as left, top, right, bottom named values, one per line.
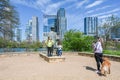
left=94, top=37, right=103, bottom=73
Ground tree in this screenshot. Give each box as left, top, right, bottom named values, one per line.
left=0, top=0, right=19, bottom=40
left=111, top=22, right=120, bottom=38
left=63, top=29, right=94, bottom=51
left=102, top=15, right=120, bottom=40
left=100, top=15, right=120, bottom=49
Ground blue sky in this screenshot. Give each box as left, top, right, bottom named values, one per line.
left=10, top=0, right=120, bottom=41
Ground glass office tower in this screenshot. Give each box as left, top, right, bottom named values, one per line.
left=84, top=17, right=98, bottom=36
left=57, top=8, right=67, bottom=40
left=25, top=20, right=32, bottom=41
left=25, top=16, right=39, bottom=42
left=32, top=16, right=39, bottom=42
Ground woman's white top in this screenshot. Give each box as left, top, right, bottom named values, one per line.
left=95, top=41, right=103, bottom=53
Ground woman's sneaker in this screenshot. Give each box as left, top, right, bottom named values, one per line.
left=95, top=70, right=100, bottom=74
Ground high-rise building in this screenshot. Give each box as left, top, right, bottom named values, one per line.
left=25, top=20, right=32, bottom=40
left=84, top=17, right=98, bottom=36
left=16, top=28, right=22, bottom=42
left=57, top=8, right=67, bottom=40
left=25, top=16, right=39, bottom=42
left=32, top=16, right=39, bottom=42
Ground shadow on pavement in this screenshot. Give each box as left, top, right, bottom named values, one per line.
left=85, top=66, right=96, bottom=71
left=84, top=66, right=103, bottom=76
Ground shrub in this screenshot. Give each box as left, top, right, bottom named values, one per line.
left=63, top=29, right=94, bottom=51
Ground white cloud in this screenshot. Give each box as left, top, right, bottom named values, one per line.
left=86, top=5, right=111, bottom=14
left=99, top=5, right=111, bottom=10
left=10, top=0, right=51, bottom=12
left=98, top=14, right=113, bottom=19
left=44, top=1, right=65, bottom=14
left=76, top=0, right=89, bottom=8
left=85, top=0, right=104, bottom=9
left=91, top=8, right=120, bottom=16
left=35, top=0, right=51, bottom=8
left=33, top=0, right=52, bottom=13
left=11, top=0, right=77, bottom=15
left=43, top=0, right=77, bottom=14
left=86, top=10, right=94, bottom=14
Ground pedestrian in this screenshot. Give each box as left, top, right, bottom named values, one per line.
left=94, top=37, right=103, bottom=73
left=56, top=40, right=62, bottom=56
left=45, top=37, right=54, bottom=57
left=48, top=27, right=57, bottom=56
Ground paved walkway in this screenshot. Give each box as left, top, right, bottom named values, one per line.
left=0, top=53, right=120, bottom=80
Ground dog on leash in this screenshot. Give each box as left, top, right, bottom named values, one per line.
left=101, top=57, right=111, bottom=76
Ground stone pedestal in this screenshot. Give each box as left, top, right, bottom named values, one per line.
left=39, top=53, right=65, bottom=63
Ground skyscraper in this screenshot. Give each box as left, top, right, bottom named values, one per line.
left=25, top=16, right=39, bottom=42
left=57, top=8, right=67, bottom=40
left=84, top=17, right=98, bottom=36
left=25, top=20, right=32, bottom=41
left=32, top=16, right=39, bottom=42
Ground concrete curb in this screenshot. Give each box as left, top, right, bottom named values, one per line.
left=78, top=52, right=120, bottom=62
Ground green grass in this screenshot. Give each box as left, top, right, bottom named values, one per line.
left=81, top=50, right=120, bottom=56
left=103, top=50, right=120, bottom=56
